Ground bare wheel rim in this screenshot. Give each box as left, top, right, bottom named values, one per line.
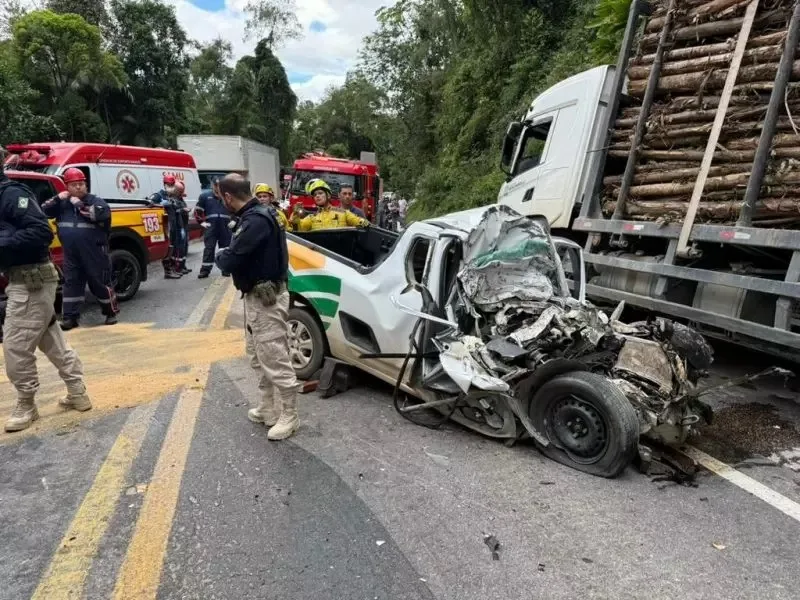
left=287, top=319, right=314, bottom=370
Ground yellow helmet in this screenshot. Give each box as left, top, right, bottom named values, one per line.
left=306, top=178, right=331, bottom=196
left=254, top=183, right=273, bottom=195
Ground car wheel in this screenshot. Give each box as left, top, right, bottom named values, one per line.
left=111, top=249, right=142, bottom=302
left=528, top=371, right=639, bottom=478
left=287, top=307, right=325, bottom=380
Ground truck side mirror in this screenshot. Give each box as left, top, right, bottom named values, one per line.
left=553, top=238, right=586, bottom=303
left=500, top=121, right=523, bottom=176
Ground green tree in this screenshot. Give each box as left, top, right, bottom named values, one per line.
left=47, top=0, right=108, bottom=28
left=243, top=0, right=300, bottom=47
left=106, top=0, right=190, bottom=146
left=185, top=37, right=233, bottom=133
left=11, top=9, right=125, bottom=140
left=216, top=39, right=297, bottom=158
left=0, top=40, right=61, bottom=144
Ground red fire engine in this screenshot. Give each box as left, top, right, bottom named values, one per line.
left=288, top=153, right=381, bottom=222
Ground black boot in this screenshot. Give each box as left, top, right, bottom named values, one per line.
left=104, top=314, right=118, bottom=325
left=60, top=318, right=79, bottom=331
left=180, top=259, right=192, bottom=275
left=198, top=269, right=210, bottom=279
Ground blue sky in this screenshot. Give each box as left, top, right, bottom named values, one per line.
left=170, top=0, right=388, bottom=101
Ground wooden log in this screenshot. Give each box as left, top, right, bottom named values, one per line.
left=608, top=147, right=800, bottom=161
left=626, top=171, right=800, bottom=198
left=640, top=10, right=788, bottom=48
left=603, top=163, right=753, bottom=186
left=627, top=60, right=800, bottom=96
left=646, top=0, right=751, bottom=32
left=615, top=105, right=774, bottom=128
left=635, top=32, right=788, bottom=65
left=603, top=198, right=800, bottom=220
left=726, top=132, right=800, bottom=148
left=628, top=45, right=785, bottom=79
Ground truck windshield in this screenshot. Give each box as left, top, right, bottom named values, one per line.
left=291, top=170, right=362, bottom=198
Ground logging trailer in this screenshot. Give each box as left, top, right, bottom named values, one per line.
left=498, top=0, right=800, bottom=361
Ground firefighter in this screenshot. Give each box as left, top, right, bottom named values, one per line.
left=149, top=175, right=182, bottom=279
left=292, top=179, right=369, bottom=231
left=195, top=178, right=231, bottom=279
left=42, top=168, right=119, bottom=330
left=0, top=161, right=91, bottom=432
left=254, top=183, right=290, bottom=231
left=215, top=174, right=299, bottom=440
left=173, top=180, right=191, bottom=274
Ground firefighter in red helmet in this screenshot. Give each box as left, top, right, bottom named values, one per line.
left=41, top=167, right=119, bottom=330
left=148, top=174, right=182, bottom=279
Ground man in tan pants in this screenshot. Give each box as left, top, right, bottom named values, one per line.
left=215, top=174, right=299, bottom=440
left=0, top=162, right=91, bottom=432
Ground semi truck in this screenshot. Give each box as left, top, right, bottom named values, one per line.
left=498, top=0, right=800, bottom=360
left=176, top=135, right=281, bottom=195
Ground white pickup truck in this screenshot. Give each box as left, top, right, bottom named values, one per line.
left=284, top=205, right=712, bottom=478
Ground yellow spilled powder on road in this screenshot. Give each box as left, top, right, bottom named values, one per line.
left=0, top=322, right=245, bottom=443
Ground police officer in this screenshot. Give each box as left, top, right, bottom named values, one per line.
left=42, top=168, right=119, bottom=330
left=0, top=161, right=91, bottom=432
left=149, top=175, right=182, bottom=279
left=215, top=174, right=299, bottom=441
left=292, top=179, right=370, bottom=231
left=195, top=178, right=231, bottom=278
left=254, top=183, right=290, bottom=231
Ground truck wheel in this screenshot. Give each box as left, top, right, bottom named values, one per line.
left=111, top=249, right=142, bottom=302
left=287, top=307, right=325, bottom=380
left=528, top=371, right=639, bottom=478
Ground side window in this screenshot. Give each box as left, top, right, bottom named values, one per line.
left=514, top=118, right=553, bottom=176
left=406, top=237, right=432, bottom=285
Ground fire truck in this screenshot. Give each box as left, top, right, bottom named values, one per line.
left=288, top=153, right=381, bottom=222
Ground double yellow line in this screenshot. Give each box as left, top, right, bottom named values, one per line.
left=32, top=278, right=239, bottom=600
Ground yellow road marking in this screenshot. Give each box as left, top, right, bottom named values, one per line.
left=208, top=279, right=237, bottom=330
left=682, top=445, right=800, bottom=523
left=111, top=365, right=210, bottom=600
left=30, top=403, right=158, bottom=600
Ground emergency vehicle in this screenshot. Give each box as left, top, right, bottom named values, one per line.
left=1, top=169, right=169, bottom=303
left=288, top=153, right=381, bottom=222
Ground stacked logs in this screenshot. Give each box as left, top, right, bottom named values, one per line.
left=602, top=0, right=800, bottom=226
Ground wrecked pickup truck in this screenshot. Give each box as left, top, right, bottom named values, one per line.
left=285, top=205, right=713, bottom=477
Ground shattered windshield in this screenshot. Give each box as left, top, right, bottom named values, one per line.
left=457, top=206, right=563, bottom=313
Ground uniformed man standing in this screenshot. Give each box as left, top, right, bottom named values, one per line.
left=195, top=179, right=231, bottom=279
left=215, top=174, right=299, bottom=441
left=0, top=161, right=91, bottom=432
left=42, top=168, right=119, bottom=330
left=149, top=175, right=182, bottom=279
left=292, top=179, right=370, bottom=231
left=173, top=180, right=191, bottom=275
left=254, top=183, right=290, bottom=231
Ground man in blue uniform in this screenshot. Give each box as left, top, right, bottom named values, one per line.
left=0, top=160, right=91, bottom=432
left=42, top=168, right=119, bottom=330
left=215, top=174, right=299, bottom=441
left=195, top=178, right=231, bottom=279
left=149, top=174, right=182, bottom=279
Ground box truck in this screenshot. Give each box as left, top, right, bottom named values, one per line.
left=176, top=135, right=280, bottom=195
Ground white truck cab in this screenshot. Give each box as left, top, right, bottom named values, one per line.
left=497, top=66, right=616, bottom=229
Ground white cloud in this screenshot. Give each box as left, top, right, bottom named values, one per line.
left=166, top=0, right=389, bottom=101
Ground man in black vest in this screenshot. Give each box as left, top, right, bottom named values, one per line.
left=0, top=160, right=91, bottom=432
left=215, top=174, right=299, bottom=440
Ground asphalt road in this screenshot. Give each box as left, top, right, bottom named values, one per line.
left=1, top=242, right=800, bottom=600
